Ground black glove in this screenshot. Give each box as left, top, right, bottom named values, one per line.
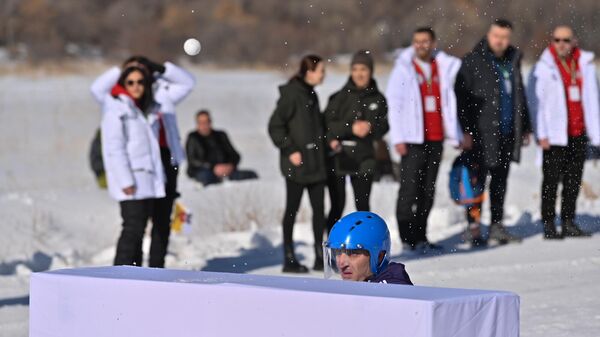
left=137, top=57, right=165, bottom=74
left=145, top=59, right=165, bottom=74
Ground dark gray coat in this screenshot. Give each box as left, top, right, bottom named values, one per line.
left=268, top=77, right=327, bottom=184
left=455, top=39, right=532, bottom=167
left=324, top=78, right=388, bottom=176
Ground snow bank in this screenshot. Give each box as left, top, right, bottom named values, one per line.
left=0, top=68, right=599, bottom=337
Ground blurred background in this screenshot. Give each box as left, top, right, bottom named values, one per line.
left=1, top=0, right=600, bottom=66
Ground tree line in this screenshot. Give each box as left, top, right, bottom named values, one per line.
left=1, top=0, right=599, bottom=65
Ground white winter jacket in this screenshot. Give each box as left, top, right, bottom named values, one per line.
left=101, top=94, right=166, bottom=201
left=91, top=62, right=196, bottom=165
left=527, top=48, right=600, bottom=147
left=386, top=47, right=462, bottom=147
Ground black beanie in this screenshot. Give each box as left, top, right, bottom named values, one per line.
left=351, top=50, right=374, bottom=73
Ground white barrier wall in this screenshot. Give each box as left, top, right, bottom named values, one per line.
left=29, top=266, right=519, bottom=337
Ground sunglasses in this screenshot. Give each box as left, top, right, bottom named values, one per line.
left=125, top=79, right=145, bottom=87
left=553, top=38, right=572, bottom=43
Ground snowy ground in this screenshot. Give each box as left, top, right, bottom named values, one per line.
left=1, top=66, right=599, bottom=336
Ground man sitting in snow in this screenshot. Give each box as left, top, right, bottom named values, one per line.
left=185, top=110, right=258, bottom=186
left=323, top=211, right=413, bottom=285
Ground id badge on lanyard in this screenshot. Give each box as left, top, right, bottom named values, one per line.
left=563, top=58, right=581, bottom=102
left=424, top=95, right=437, bottom=112
left=569, top=85, right=581, bottom=102
left=415, top=59, right=438, bottom=113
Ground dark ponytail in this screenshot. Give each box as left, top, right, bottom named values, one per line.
left=296, top=54, right=323, bottom=79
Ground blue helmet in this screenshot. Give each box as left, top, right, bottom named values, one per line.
left=324, top=211, right=391, bottom=275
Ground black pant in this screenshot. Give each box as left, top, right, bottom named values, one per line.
left=541, top=135, right=587, bottom=224
left=396, top=142, right=443, bottom=246
left=326, top=173, right=373, bottom=232
left=191, top=167, right=258, bottom=186
left=283, top=179, right=325, bottom=251
left=114, top=147, right=178, bottom=268
left=465, top=136, right=513, bottom=225
left=115, top=198, right=173, bottom=267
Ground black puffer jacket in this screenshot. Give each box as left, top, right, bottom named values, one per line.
left=455, top=38, right=532, bottom=167
left=324, top=78, right=388, bottom=175
left=268, top=76, right=327, bottom=184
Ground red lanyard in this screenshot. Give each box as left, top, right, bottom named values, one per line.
left=559, top=57, right=578, bottom=85
left=413, top=58, right=438, bottom=95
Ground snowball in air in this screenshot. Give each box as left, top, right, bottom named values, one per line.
left=184, top=38, right=201, bottom=56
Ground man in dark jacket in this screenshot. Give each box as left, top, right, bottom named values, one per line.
left=324, top=50, right=389, bottom=232
left=186, top=110, right=258, bottom=186
left=455, top=19, right=532, bottom=244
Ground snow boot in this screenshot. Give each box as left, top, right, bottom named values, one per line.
left=542, top=220, right=563, bottom=240
left=489, top=223, right=522, bottom=244
left=561, top=220, right=592, bottom=238
left=463, top=222, right=488, bottom=247
left=422, top=241, right=444, bottom=252
left=282, top=245, right=308, bottom=273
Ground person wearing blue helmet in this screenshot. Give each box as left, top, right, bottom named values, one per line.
left=323, top=211, right=413, bottom=284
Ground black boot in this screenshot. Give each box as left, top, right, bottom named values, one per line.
left=543, top=220, right=563, bottom=240
left=463, top=222, right=488, bottom=247
left=489, top=223, right=522, bottom=244
left=282, top=245, right=308, bottom=273
left=561, top=220, right=592, bottom=238
left=313, top=245, right=324, bottom=271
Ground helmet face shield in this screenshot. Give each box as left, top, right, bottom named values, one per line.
left=323, top=245, right=339, bottom=279
left=323, top=244, right=372, bottom=281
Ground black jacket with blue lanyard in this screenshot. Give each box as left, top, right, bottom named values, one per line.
left=455, top=38, right=532, bottom=168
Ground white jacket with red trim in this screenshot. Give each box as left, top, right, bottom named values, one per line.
left=101, top=94, right=166, bottom=201
left=91, top=62, right=196, bottom=165
left=386, top=47, right=462, bottom=147
left=527, top=47, right=600, bottom=147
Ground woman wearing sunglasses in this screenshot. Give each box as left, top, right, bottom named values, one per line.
left=101, top=65, right=171, bottom=267
left=92, top=58, right=195, bottom=268
left=91, top=56, right=195, bottom=173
